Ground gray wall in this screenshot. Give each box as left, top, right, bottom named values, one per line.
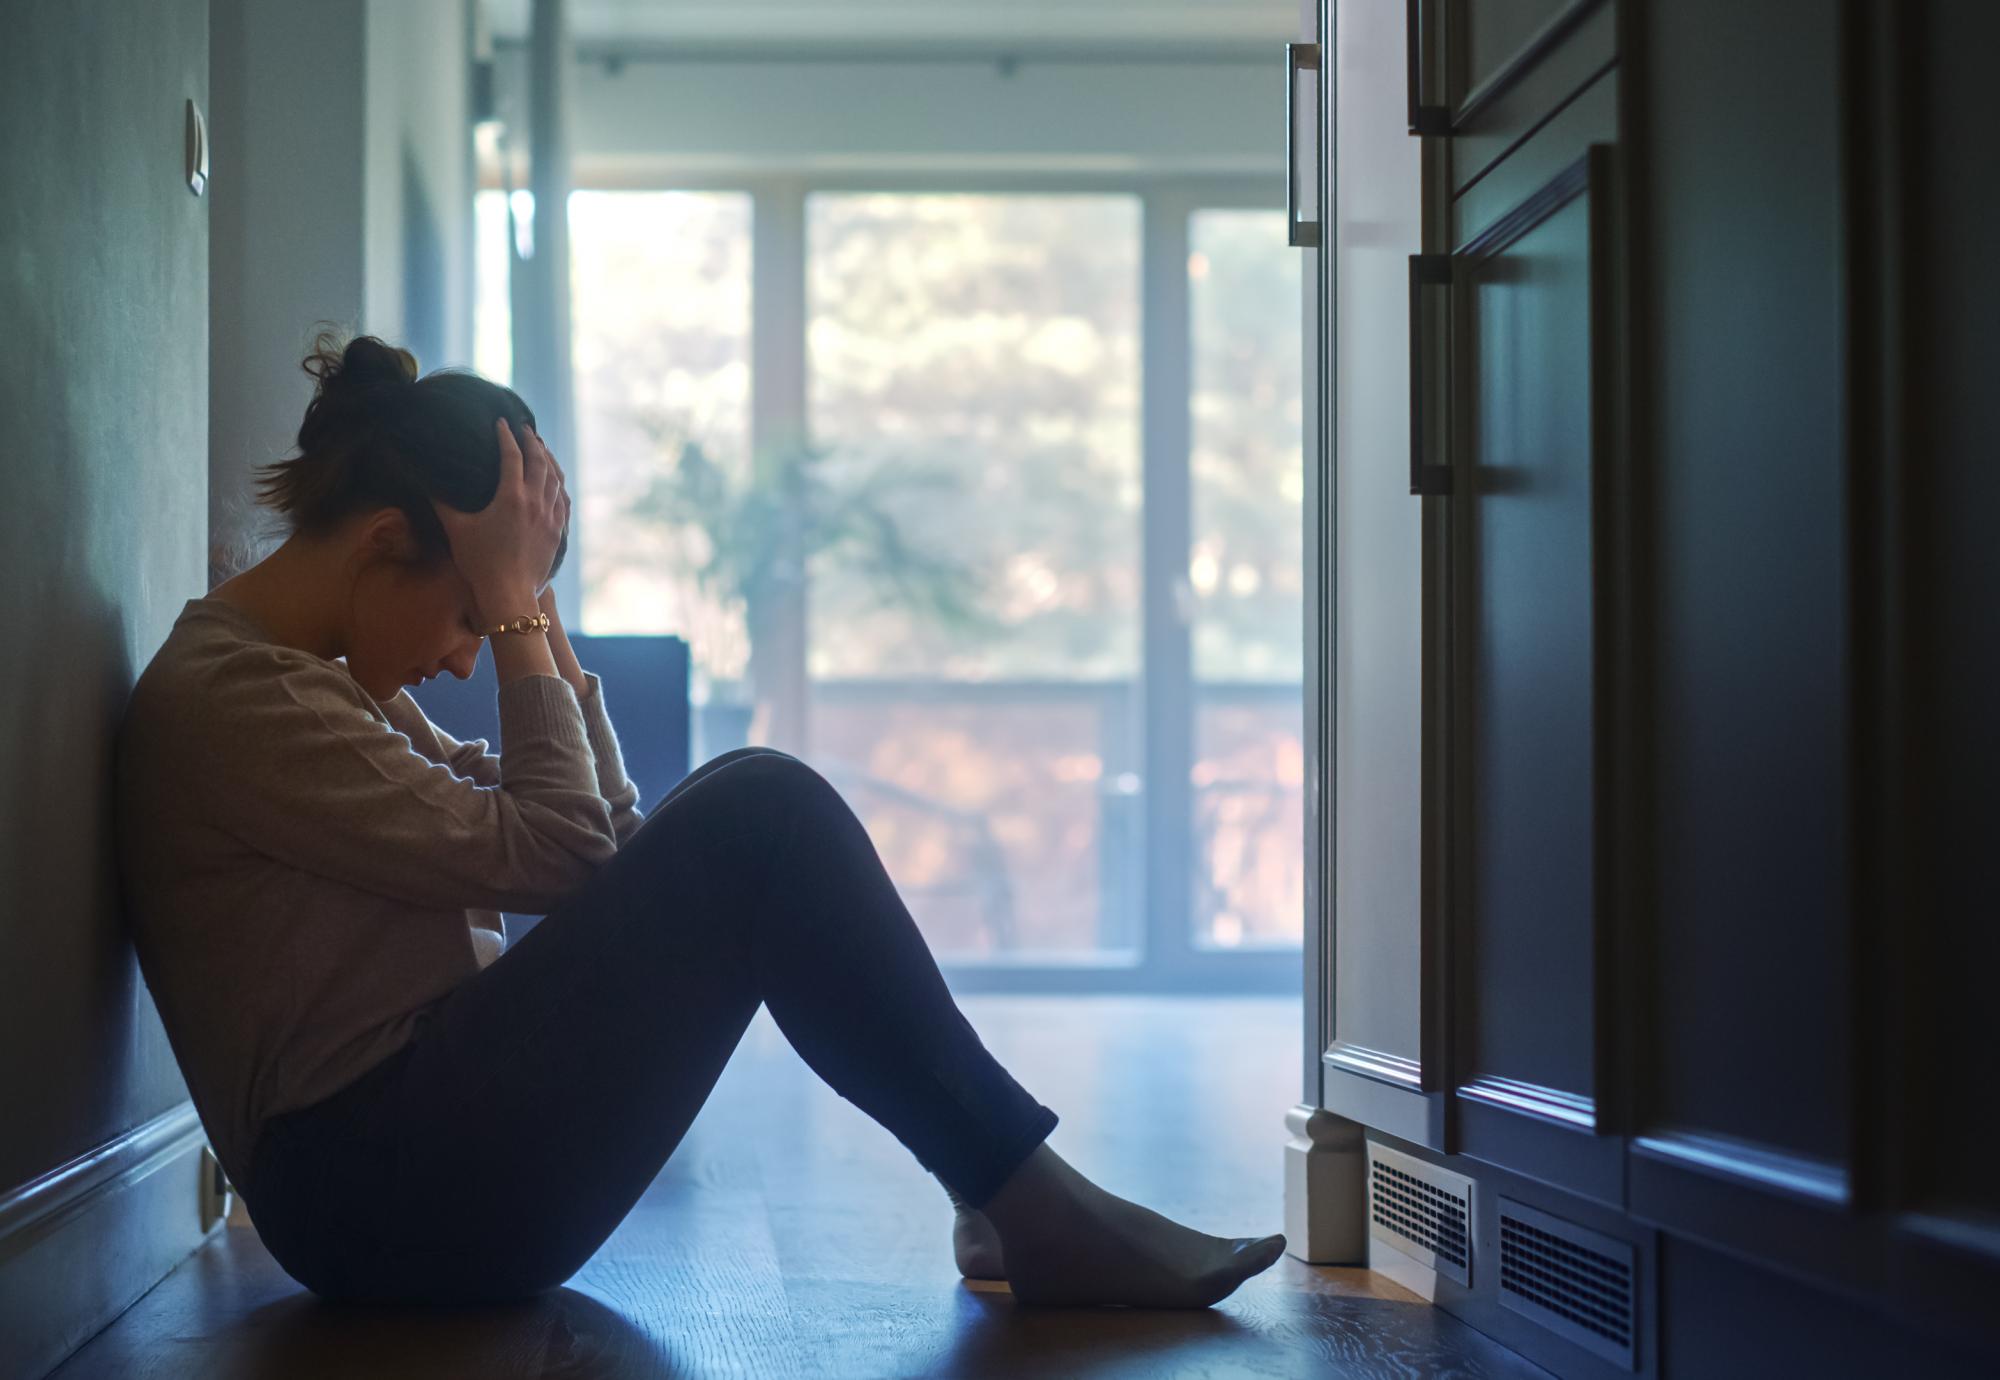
left=529, top=55, right=1284, bottom=179
left=0, top=0, right=210, bottom=1195
left=207, top=0, right=368, bottom=582
left=365, top=0, right=477, bottom=373
left=0, top=4, right=470, bottom=1361
left=209, top=0, right=474, bottom=585
left=0, top=0, right=471, bottom=1267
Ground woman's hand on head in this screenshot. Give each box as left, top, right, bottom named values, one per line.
left=432, top=418, right=572, bottom=617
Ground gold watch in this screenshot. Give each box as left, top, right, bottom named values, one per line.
left=485, top=611, right=552, bottom=637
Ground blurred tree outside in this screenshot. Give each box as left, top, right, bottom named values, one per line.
left=1189, top=207, right=1306, bottom=946
left=544, top=190, right=1305, bottom=951
left=618, top=426, right=1003, bottom=755
left=1190, top=208, right=1306, bottom=684
left=565, top=189, right=752, bottom=693
left=806, top=193, right=1145, bottom=684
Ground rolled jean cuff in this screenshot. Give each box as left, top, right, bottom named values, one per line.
left=951, top=1102, right=1061, bottom=1210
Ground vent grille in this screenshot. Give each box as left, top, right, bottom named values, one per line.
left=1498, top=1197, right=1638, bottom=1370
left=1366, top=1143, right=1473, bottom=1286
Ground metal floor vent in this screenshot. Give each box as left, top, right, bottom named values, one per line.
left=1497, top=1196, right=1639, bottom=1371
left=1365, top=1142, right=1473, bottom=1286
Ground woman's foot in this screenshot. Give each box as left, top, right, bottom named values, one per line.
left=936, top=1173, right=1009, bottom=1280
left=951, top=1204, right=1008, bottom=1280
left=977, top=1141, right=1288, bottom=1308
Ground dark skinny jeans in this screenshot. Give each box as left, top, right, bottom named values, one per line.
left=241, top=746, right=1060, bottom=1305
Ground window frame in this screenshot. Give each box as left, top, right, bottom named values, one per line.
left=560, top=169, right=1303, bottom=994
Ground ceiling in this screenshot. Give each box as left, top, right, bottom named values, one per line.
left=480, top=0, right=1301, bottom=59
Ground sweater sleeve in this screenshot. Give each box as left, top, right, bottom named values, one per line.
left=412, top=714, right=502, bottom=788
left=187, top=654, right=618, bottom=914
left=577, top=669, right=647, bottom=847
left=400, top=671, right=645, bottom=847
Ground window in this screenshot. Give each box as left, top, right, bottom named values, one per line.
left=807, top=193, right=1142, bottom=960
left=566, top=191, right=754, bottom=669
left=474, top=180, right=1305, bottom=988
left=476, top=187, right=755, bottom=671
left=1189, top=208, right=1306, bottom=949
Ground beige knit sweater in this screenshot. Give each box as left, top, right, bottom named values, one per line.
left=113, top=596, right=647, bottom=1191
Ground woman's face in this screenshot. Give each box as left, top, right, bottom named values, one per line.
left=345, top=555, right=490, bottom=704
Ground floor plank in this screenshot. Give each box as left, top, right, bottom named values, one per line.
left=49, top=996, right=1546, bottom=1379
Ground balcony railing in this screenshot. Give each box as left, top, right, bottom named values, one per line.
left=700, top=676, right=1303, bottom=993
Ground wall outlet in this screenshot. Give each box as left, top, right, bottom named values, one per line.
left=197, top=1144, right=232, bottom=1232
left=184, top=98, right=207, bottom=196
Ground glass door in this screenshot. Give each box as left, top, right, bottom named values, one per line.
left=1188, top=207, right=1307, bottom=955
left=479, top=182, right=1309, bottom=992
left=805, top=192, right=1145, bottom=970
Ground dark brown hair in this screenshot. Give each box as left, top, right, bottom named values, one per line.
left=250, top=327, right=568, bottom=580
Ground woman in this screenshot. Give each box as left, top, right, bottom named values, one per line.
left=114, top=331, right=1287, bottom=1309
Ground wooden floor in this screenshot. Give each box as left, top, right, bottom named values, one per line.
left=50, top=996, right=1545, bottom=1379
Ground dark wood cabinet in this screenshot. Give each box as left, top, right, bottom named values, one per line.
left=1877, top=0, right=2000, bottom=1329
left=1446, top=134, right=1619, bottom=1206
left=1626, top=0, right=1855, bottom=1244
left=1322, top=0, right=2000, bottom=1373
left=1420, top=0, right=1627, bottom=1211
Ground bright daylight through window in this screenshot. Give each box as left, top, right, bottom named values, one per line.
left=474, top=189, right=1303, bottom=967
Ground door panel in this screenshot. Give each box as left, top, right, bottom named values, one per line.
left=1451, top=0, right=1579, bottom=101
left=1457, top=170, right=1598, bottom=1105
left=1449, top=3, right=1616, bottom=196
left=1321, top=0, right=1435, bottom=1147
left=1911, top=0, right=2000, bottom=1233
left=1440, top=92, right=1623, bottom=1201
left=1637, top=0, right=1847, bottom=1176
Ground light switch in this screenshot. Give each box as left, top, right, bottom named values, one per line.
left=185, top=98, right=208, bottom=196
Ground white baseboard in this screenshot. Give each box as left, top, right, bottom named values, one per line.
left=1282, top=1102, right=1368, bottom=1264
left=0, top=1103, right=216, bottom=1380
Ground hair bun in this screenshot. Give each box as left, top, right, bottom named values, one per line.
left=301, top=328, right=419, bottom=398
left=258, top=328, right=566, bottom=585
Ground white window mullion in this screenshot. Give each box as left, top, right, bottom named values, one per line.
left=1141, top=188, right=1198, bottom=971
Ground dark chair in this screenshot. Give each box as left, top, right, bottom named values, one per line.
left=409, top=633, right=692, bottom=928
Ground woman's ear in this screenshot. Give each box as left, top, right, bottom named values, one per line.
left=360, top=507, right=421, bottom=563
